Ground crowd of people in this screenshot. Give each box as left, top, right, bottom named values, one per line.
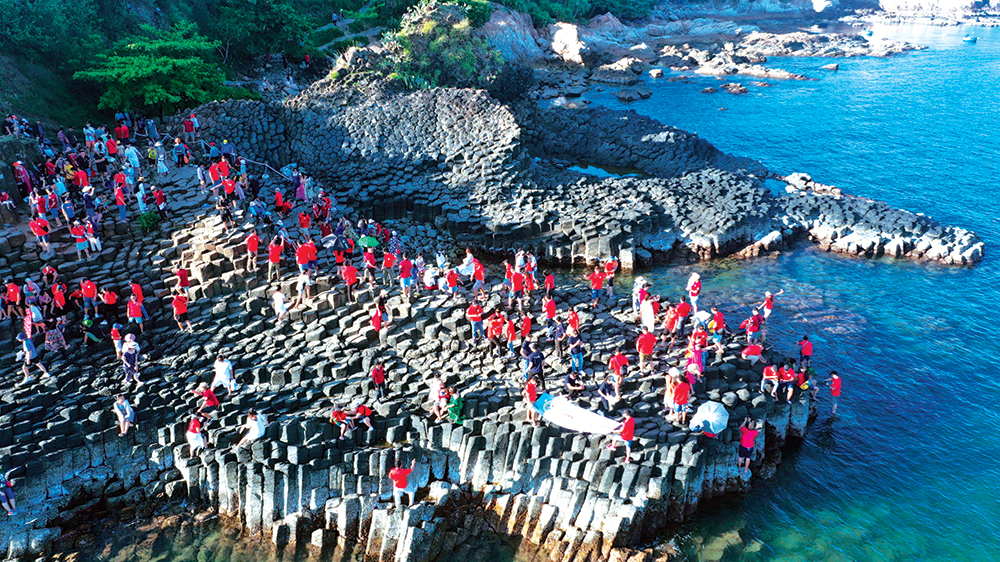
left=0, top=108, right=844, bottom=517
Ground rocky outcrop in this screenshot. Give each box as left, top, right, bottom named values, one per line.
left=737, top=30, right=926, bottom=58
left=161, top=80, right=980, bottom=267
left=0, top=161, right=815, bottom=559
left=475, top=8, right=546, bottom=64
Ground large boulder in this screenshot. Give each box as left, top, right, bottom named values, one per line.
left=476, top=8, right=545, bottom=64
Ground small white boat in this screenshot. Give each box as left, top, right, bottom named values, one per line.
left=862, top=29, right=873, bottom=36
left=963, top=35, right=978, bottom=43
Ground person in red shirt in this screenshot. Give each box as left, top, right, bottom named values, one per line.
left=193, top=382, right=220, bottom=419
left=152, top=187, right=168, bottom=219
left=798, top=335, right=813, bottom=368
left=187, top=414, right=208, bottom=455
left=635, top=326, right=657, bottom=373
left=586, top=266, right=605, bottom=309
left=342, top=262, right=359, bottom=303
left=99, top=287, right=120, bottom=324
left=399, top=253, right=414, bottom=298
left=520, top=312, right=532, bottom=340
left=467, top=302, right=484, bottom=341
left=567, top=308, right=580, bottom=332
left=472, top=259, right=486, bottom=301
left=741, top=343, right=763, bottom=365
left=509, top=268, right=525, bottom=311
left=50, top=283, right=67, bottom=320
left=739, top=309, right=763, bottom=343
left=183, top=117, right=195, bottom=143
left=370, top=360, right=387, bottom=400
left=828, top=371, right=841, bottom=415
left=173, top=289, right=192, bottom=331
left=543, top=270, right=555, bottom=298
left=761, top=364, right=779, bottom=396
left=389, top=458, right=417, bottom=509
left=607, top=410, right=635, bottom=463
left=777, top=362, right=797, bottom=402
left=542, top=295, right=557, bottom=330
left=523, top=376, right=539, bottom=427
left=686, top=272, right=702, bottom=313
left=738, top=417, right=759, bottom=473
left=29, top=216, right=51, bottom=252
left=126, top=294, right=144, bottom=333
left=607, top=348, right=629, bottom=379
left=487, top=311, right=506, bottom=357
left=381, top=251, right=397, bottom=286
left=106, top=137, right=119, bottom=158
left=505, top=316, right=518, bottom=357
left=175, top=265, right=191, bottom=298
left=267, top=236, right=283, bottom=281
left=80, top=279, right=98, bottom=317
left=245, top=231, right=260, bottom=272
left=670, top=373, right=692, bottom=424
left=70, top=221, right=90, bottom=262
left=603, top=257, right=618, bottom=299
left=758, top=289, right=784, bottom=321
left=446, top=268, right=459, bottom=299
left=114, top=184, right=127, bottom=222
left=675, top=297, right=692, bottom=336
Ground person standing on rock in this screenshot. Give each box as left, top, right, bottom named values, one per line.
left=543, top=270, right=555, bottom=299
left=343, top=260, right=359, bottom=304
left=509, top=267, right=525, bottom=312
left=669, top=371, right=691, bottom=425
left=113, top=394, right=136, bottom=436
left=827, top=371, right=841, bottom=415
left=798, top=335, right=813, bottom=368
left=272, top=289, right=289, bottom=324
left=639, top=293, right=656, bottom=333
left=187, top=413, right=209, bottom=455
left=604, top=257, right=618, bottom=300
left=371, top=360, right=388, bottom=400
left=244, top=230, right=260, bottom=273
left=758, top=289, right=784, bottom=321
left=738, top=417, right=759, bottom=474
left=29, top=214, right=51, bottom=254
left=126, top=293, right=144, bottom=333
left=567, top=327, right=584, bottom=375
left=390, top=457, right=417, bottom=510
left=527, top=343, right=546, bottom=390
left=212, top=354, right=236, bottom=397
left=739, top=309, right=763, bottom=343
left=466, top=300, right=484, bottom=342
left=267, top=236, right=284, bottom=282
left=686, top=272, right=702, bottom=313
left=399, top=254, right=415, bottom=299
left=523, top=375, right=540, bottom=428
left=99, top=286, right=120, bottom=325
left=121, top=333, right=142, bottom=386
left=17, top=332, right=51, bottom=383
left=636, top=326, right=657, bottom=373
left=170, top=289, right=192, bottom=332
left=586, top=266, right=606, bottom=309
left=607, top=410, right=635, bottom=464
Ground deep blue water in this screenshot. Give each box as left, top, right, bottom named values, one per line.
left=586, top=22, right=1000, bottom=562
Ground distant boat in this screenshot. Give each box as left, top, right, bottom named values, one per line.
left=862, top=29, right=873, bottom=36
left=963, top=35, right=978, bottom=43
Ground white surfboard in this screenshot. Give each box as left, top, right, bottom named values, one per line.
left=532, top=393, right=621, bottom=435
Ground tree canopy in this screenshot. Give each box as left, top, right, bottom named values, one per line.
left=73, top=23, right=246, bottom=114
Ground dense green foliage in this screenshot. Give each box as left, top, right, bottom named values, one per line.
left=74, top=23, right=258, bottom=114
left=194, top=0, right=312, bottom=63
left=380, top=0, right=503, bottom=89
left=498, top=0, right=659, bottom=25
left=136, top=211, right=162, bottom=233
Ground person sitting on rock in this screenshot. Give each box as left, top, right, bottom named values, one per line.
left=564, top=371, right=585, bottom=398
left=113, top=394, right=136, bottom=436
left=430, top=385, right=452, bottom=423
left=329, top=404, right=350, bottom=440
left=193, top=382, right=221, bottom=420
left=741, top=342, right=763, bottom=365
left=236, top=409, right=267, bottom=448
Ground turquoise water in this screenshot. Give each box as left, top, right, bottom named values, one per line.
left=585, top=23, right=1000, bottom=562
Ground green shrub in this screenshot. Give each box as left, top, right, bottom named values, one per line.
left=308, top=25, right=346, bottom=48
left=451, top=0, right=492, bottom=27
left=137, top=211, right=162, bottom=233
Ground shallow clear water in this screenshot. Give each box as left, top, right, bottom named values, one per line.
left=70, top=23, right=1000, bottom=562
left=585, top=22, right=1000, bottom=562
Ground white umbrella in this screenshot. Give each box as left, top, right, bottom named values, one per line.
left=689, top=401, right=729, bottom=437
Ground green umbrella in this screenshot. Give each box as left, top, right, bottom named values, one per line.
left=358, top=236, right=380, bottom=248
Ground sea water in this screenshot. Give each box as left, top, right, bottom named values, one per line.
left=581, top=22, right=1000, bottom=562
left=71, top=23, right=1000, bottom=562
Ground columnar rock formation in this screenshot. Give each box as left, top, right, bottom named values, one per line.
left=174, top=80, right=982, bottom=266
left=1, top=167, right=812, bottom=560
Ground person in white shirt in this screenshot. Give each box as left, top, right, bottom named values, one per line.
left=212, top=354, right=236, bottom=396
left=236, top=409, right=267, bottom=449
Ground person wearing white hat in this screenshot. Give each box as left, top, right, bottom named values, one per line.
left=758, top=289, right=784, bottom=320
left=121, top=333, right=142, bottom=386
